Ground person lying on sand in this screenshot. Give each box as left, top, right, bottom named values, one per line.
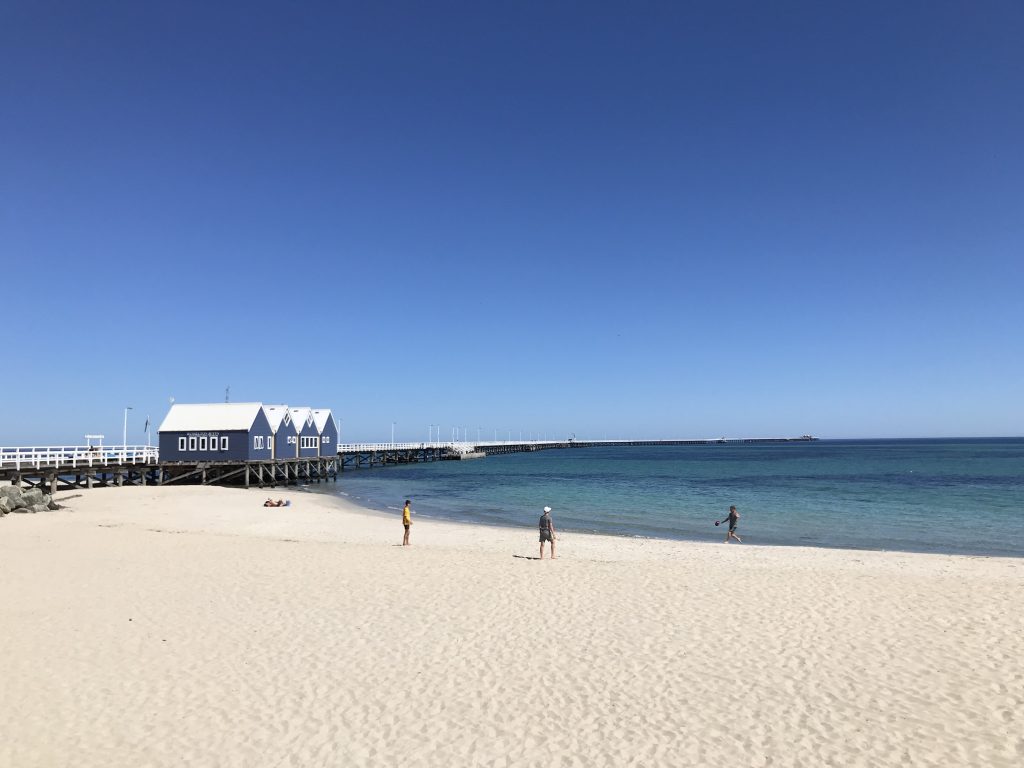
left=263, top=499, right=289, bottom=507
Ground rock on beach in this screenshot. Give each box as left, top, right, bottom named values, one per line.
left=0, top=486, right=60, bottom=515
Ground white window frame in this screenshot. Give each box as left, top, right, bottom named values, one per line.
left=188, top=436, right=197, bottom=451
left=178, top=437, right=186, bottom=451
left=221, top=436, right=229, bottom=451
left=199, top=436, right=207, bottom=451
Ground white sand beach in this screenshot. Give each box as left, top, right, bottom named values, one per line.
left=1, top=485, right=1021, bottom=767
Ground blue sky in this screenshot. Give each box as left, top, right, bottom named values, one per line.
left=2, top=1, right=1022, bottom=444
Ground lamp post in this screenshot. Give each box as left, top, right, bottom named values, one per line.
left=391, top=422, right=395, bottom=447
left=123, top=407, right=133, bottom=458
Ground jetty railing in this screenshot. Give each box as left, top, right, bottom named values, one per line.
left=337, top=441, right=479, bottom=453
left=0, top=445, right=160, bottom=471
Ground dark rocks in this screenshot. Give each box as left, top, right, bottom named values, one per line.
left=22, top=488, right=45, bottom=507
left=0, top=486, right=62, bottom=514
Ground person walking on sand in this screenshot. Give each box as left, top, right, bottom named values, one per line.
left=402, top=499, right=412, bottom=546
left=539, top=505, right=556, bottom=559
left=720, top=505, right=742, bottom=543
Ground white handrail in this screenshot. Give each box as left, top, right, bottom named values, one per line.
left=0, top=445, right=160, bottom=471
left=335, top=441, right=489, bottom=452
left=334, top=440, right=564, bottom=453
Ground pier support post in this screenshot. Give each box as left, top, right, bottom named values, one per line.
left=49, top=473, right=57, bottom=495
left=245, top=464, right=250, bottom=489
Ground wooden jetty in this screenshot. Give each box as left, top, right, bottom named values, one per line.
left=1, top=436, right=817, bottom=490
left=0, top=445, right=339, bottom=492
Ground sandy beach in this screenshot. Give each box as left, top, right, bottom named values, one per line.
left=1, top=485, right=1021, bottom=767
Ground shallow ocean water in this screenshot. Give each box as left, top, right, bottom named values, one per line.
left=321, top=439, right=1024, bottom=557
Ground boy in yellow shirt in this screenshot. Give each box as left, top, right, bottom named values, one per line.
left=402, top=499, right=412, bottom=546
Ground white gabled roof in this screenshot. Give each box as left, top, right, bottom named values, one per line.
left=289, top=407, right=314, bottom=430
left=158, top=403, right=265, bottom=433
left=263, top=404, right=290, bottom=433
left=311, top=408, right=334, bottom=433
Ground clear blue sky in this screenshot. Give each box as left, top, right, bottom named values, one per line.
left=2, top=1, right=1022, bottom=444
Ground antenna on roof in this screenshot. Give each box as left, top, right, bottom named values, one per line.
left=225, top=386, right=230, bottom=403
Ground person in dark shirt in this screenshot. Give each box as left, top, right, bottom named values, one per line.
left=539, top=505, right=556, bottom=559
left=721, top=505, right=742, bottom=543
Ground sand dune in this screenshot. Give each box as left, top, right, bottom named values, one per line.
left=1, top=485, right=1021, bottom=766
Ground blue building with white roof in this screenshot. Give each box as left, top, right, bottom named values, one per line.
left=311, top=408, right=339, bottom=457
left=158, top=403, right=274, bottom=462
left=289, top=407, right=320, bottom=458
left=262, top=404, right=291, bottom=460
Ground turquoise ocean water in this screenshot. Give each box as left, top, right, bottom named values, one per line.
left=323, top=439, right=1024, bottom=557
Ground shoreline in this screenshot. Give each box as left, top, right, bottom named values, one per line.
left=2, top=484, right=1022, bottom=767
left=313, top=481, right=1024, bottom=561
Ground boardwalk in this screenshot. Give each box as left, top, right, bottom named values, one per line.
left=0, top=445, right=336, bottom=492
left=335, top=436, right=816, bottom=468
left=1, top=436, right=816, bottom=490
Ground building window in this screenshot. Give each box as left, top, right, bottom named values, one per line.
left=322, top=436, right=330, bottom=444
left=221, top=436, right=229, bottom=451
left=254, top=435, right=264, bottom=449
left=178, top=437, right=186, bottom=451
left=188, top=436, right=197, bottom=451
left=199, top=436, right=207, bottom=451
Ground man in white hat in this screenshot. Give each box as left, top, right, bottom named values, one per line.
left=539, top=506, right=556, bottom=559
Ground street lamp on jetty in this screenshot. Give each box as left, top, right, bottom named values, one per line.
left=123, top=407, right=133, bottom=458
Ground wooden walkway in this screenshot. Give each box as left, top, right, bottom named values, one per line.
left=0, top=448, right=338, bottom=493
left=1, top=437, right=817, bottom=490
